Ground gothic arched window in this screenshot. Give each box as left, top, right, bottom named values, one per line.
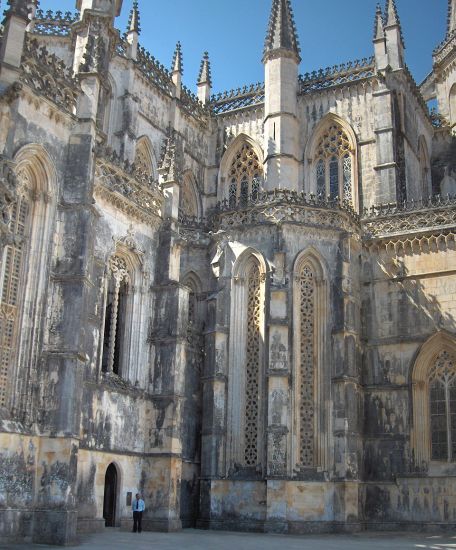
left=0, top=172, right=30, bottom=408
left=411, top=334, right=456, bottom=467
left=313, top=124, right=354, bottom=204
left=102, top=255, right=130, bottom=376
left=180, top=174, right=199, bottom=220
left=134, top=138, right=154, bottom=178
left=228, top=143, right=263, bottom=208
left=429, top=351, right=456, bottom=461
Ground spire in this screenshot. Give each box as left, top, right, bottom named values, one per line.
left=374, top=4, right=385, bottom=41
left=448, top=0, right=456, bottom=36
left=263, top=0, right=301, bottom=63
left=198, top=51, right=211, bottom=87
left=171, top=41, right=183, bottom=75
left=197, top=52, right=212, bottom=105
left=127, top=0, right=140, bottom=35
left=384, top=0, right=404, bottom=44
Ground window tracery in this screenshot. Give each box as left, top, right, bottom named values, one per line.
left=134, top=140, right=154, bottom=177
left=429, top=351, right=456, bottom=461
left=244, top=261, right=261, bottom=466
left=298, top=263, right=315, bottom=467
left=0, top=170, right=30, bottom=408
left=228, top=143, right=263, bottom=208
left=102, top=255, right=130, bottom=376
left=313, top=124, right=354, bottom=204
left=180, top=177, right=199, bottom=219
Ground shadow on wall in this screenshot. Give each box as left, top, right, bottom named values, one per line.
left=362, top=243, right=456, bottom=483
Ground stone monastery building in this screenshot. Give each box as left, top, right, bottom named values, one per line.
left=2, top=0, right=456, bottom=544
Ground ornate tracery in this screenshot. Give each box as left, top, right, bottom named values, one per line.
left=298, top=263, right=316, bottom=467
left=429, top=351, right=456, bottom=461
left=313, top=123, right=354, bottom=204
left=0, top=170, right=30, bottom=408
left=244, top=261, right=261, bottom=466
left=134, top=139, right=154, bottom=177
left=228, top=142, right=263, bottom=207
left=101, top=255, right=130, bottom=376
left=180, top=175, right=199, bottom=219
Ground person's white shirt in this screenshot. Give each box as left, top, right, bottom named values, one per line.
left=132, top=498, right=145, bottom=512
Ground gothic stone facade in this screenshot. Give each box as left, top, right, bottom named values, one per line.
left=1, top=0, right=456, bottom=545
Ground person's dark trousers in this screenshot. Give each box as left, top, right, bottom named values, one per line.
left=133, top=511, right=143, bottom=533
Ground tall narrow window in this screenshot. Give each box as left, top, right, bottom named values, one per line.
left=244, top=261, right=261, bottom=466
left=316, top=160, right=325, bottom=197
left=429, top=351, right=456, bottom=461
left=228, top=142, right=263, bottom=206
left=298, top=264, right=315, bottom=467
left=102, top=256, right=130, bottom=376
left=0, top=177, right=30, bottom=408
left=329, top=157, right=339, bottom=198
left=313, top=123, right=355, bottom=205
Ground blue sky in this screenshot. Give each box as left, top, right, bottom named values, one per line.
left=36, top=0, right=446, bottom=94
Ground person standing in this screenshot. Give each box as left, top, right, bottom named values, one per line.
left=132, top=493, right=145, bottom=533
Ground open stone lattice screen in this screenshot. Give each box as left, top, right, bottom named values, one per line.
left=0, top=173, right=30, bottom=408
left=299, top=264, right=315, bottom=467
left=244, top=262, right=261, bottom=467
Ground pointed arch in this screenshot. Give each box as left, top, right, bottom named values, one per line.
left=99, top=239, right=144, bottom=381
left=180, top=171, right=201, bottom=220
left=134, top=136, right=156, bottom=179
left=411, top=331, right=456, bottom=466
left=182, top=271, right=202, bottom=325
left=219, top=134, right=264, bottom=204
left=305, top=113, right=359, bottom=211
left=292, top=248, right=330, bottom=472
left=227, top=247, right=267, bottom=474
left=0, top=145, right=57, bottom=411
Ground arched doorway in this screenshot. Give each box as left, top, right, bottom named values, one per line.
left=103, top=464, right=118, bottom=527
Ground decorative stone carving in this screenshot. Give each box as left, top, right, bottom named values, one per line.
left=0, top=156, right=18, bottom=248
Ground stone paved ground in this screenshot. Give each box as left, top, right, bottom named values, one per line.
left=3, top=529, right=456, bottom=550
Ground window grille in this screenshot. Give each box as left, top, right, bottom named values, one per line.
left=0, top=176, right=30, bottom=408
left=134, top=141, right=153, bottom=177
left=298, top=264, right=315, bottom=467
left=244, top=262, right=261, bottom=466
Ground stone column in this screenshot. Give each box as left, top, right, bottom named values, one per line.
left=332, top=232, right=363, bottom=527
left=266, top=250, right=290, bottom=534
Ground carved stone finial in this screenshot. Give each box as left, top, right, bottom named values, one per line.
left=4, top=0, right=31, bottom=20
left=171, top=41, right=183, bottom=75
left=158, top=128, right=183, bottom=183
left=127, top=0, right=141, bottom=35
left=79, top=34, right=107, bottom=73
left=384, top=0, right=404, bottom=43
left=197, top=51, right=211, bottom=87
left=263, top=0, right=301, bottom=63
left=374, top=4, right=385, bottom=41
